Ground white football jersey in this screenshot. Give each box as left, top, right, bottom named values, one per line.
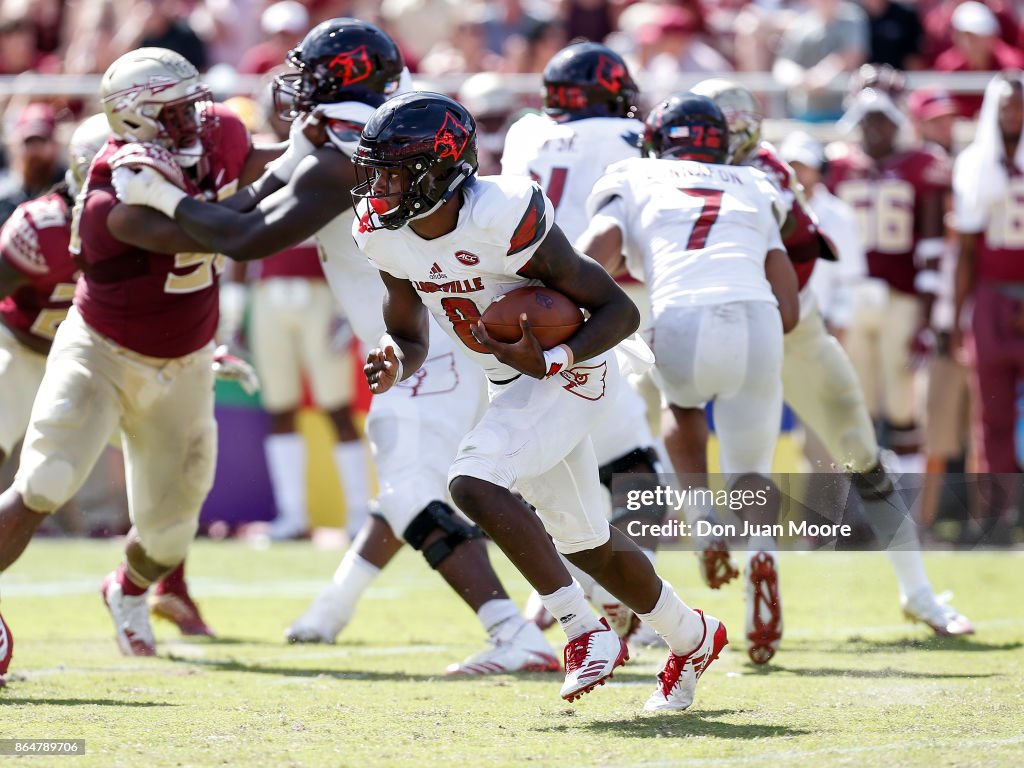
left=587, top=158, right=785, bottom=315
left=354, top=175, right=555, bottom=381
left=501, top=113, right=643, bottom=244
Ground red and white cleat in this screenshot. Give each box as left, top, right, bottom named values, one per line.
left=746, top=551, right=782, bottom=665
left=101, top=573, right=156, bottom=657
left=644, top=610, right=728, bottom=712
left=447, top=621, right=560, bottom=675
left=524, top=590, right=556, bottom=631
left=150, top=588, right=215, bottom=638
left=697, top=538, right=740, bottom=590
left=0, top=609, right=13, bottom=686
left=903, top=589, right=975, bottom=637
left=560, top=618, right=629, bottom=702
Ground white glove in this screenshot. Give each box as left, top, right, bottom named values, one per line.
left=112, top=165, right=188, bottom=218
left=266, top=112, right=321, bottom=183
left=212, top=344, right=260, bottom=395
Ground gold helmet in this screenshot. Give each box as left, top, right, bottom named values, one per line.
left=691, top=79, right=763, bottom=164
left=65, top=113, right=111, bottom=197
left=100, top=48, right=214, bottom=167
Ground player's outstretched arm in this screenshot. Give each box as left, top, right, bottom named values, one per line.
left=365, top=271, right=429, bottom=394
left=519, top=223, right=640, bottom=363
left=765, top=247, right=799, bottom=333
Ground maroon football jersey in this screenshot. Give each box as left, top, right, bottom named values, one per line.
left=0, top=191, right=77, bottom=348
left=973, top=172, right=1024, bottom=283
left=71, top=104, right=252, bottom=358
left=745, top=142, right=822, bottom=290
left=826, top=144, right=950, bottom=295
left=253, top=241, right=324, bottom=281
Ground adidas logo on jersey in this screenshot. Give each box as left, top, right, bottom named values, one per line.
left=429, top=262, right=447, bottom=279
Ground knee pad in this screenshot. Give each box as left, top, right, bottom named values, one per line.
left=850, top=459, right=895, bottom=501
left=402, top=501, right=483, bottom=570
left=598, top=446, right=661, bottom=490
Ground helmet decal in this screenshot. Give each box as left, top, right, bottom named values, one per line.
left=595, top=55, right=625, bottom=95
left=434, top=113, right=470, bottom=161
left=329, top=45, right=373, bottom=87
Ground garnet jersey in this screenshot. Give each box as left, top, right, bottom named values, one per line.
left=586, top=158, right=785, bottom=315
left=501, top=113, right=643, bottom=244
left=71, top=103, right=252, bottom=358
left=826, top=144, right=951, bottom=295
left=354, top=175, right=555, bottom=382
left=744, top=140, right=823, bottom=289
left=0, top=191, right=78, bottom=347
left=952, top=150, right=1024, bottom=283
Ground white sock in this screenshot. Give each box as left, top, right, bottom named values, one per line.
left=477, top=598, right=522, bottom=638
left=858, top=483, right=932, bottom=600
left=328, top=550, right=380, bottom=623
left=334, top=440, right=370, bottom=537
left=562, top=556, right=597, bottom=598
left=637, top=579, right=703, bottom=655
left=891, top=452, right=925, bottom=477
left=886, top=549, right=931, bottom=601
left=265, top=433, right=308, bottom=531
left=539, top=580, right=603, bottom=641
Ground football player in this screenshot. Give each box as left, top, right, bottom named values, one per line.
left=952, top=71, right=1024, bottom=543
left=697, top=79, right=972, bottom=643
left=0, top=114, right=218, bottom=645
left=500, top=42, right=670, bottom=640
left=580, top=93, right=798, bottom=666
left=825, top=67, right=949, bottom=473
left=0, top=48, right=275, bottom=666
left=110, top=19, right=558, bottom=675
left=354, top=91, right=727, bottom=711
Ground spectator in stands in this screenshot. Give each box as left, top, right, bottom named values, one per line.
left=860, top=0, right=924, bottom=70
left=419, top=6, right=506, bottom=76
left=732, top=1, right=797, bottom=73
left=139, top=0, right=209, bottom=71
left=561, top=0, right=614, bottom=44
left=633, top=4, right=732, bottom=81
left=773, top=0, right=869, bottom=120
left=0, top=11, right=60, bottom=75
left=379, top=0, right=460, bottom=64
left=0, top=103, right=65, bottom=227
left=922, top=0, right=1018, bottom=66
left=480, top=0, right=547, bottom=58
left=935, top=2, right=1024, bottom=118
left=909, top=87, right=959, bottom=154
left=504, top=17, right=568, bottom=74
left=238, top=1, right=309, bottom=75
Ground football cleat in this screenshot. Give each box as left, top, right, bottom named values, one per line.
left=0, top=609, right=13, bottom=685
left=902, top=589, right=975, bottom=637
left=696, top=521, right=740, bottom=589
left=285, top=583, right=350, bottom=644
left=101, top=573, right=156, bottom=657
left=524, top=590, right=556, bottom=630
left=644, top=610, right=728, bottom=712
left=150, top=582, right=215, bottom=638
left=446, top=620, right=560, bottom=675
left=745, top=551, right=782, bottom=665
left=560, top=618, right=629, bottom=702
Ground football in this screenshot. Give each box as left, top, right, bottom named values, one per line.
left=481, top=286, right=584, bottom=349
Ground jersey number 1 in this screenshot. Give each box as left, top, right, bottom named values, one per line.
left=680, top=188, right=724, bottom=249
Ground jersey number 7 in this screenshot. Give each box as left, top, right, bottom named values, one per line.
left=680, top=188, right=724, bottom=249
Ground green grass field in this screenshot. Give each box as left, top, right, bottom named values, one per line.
left=0, top=540, right=1021, bottom=767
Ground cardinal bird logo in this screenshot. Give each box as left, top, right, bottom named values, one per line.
left=595, top=55, right=625, bottom=95
left=328, top=45, right=373, bottom=86
left=559, top=362, right=608, bottom=401
left=434, top=113, right=470, bottom=160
